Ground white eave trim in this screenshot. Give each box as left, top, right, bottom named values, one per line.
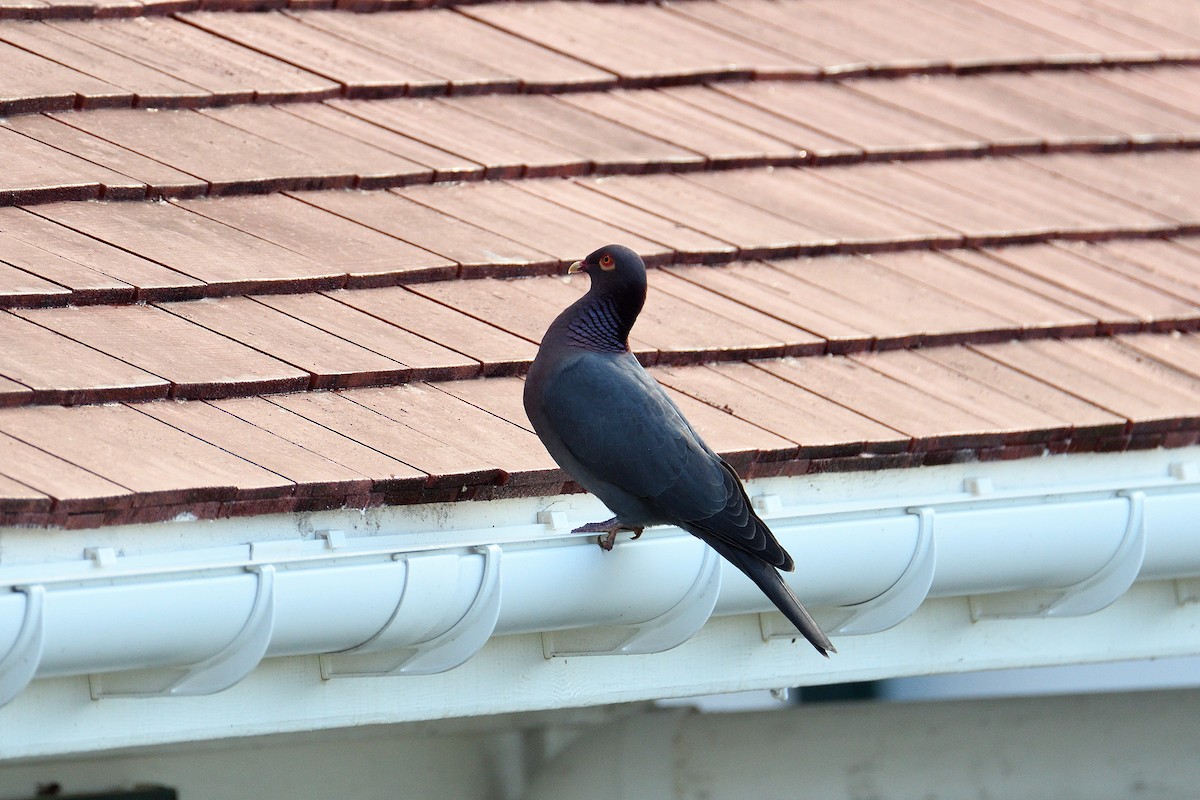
left=2, top=446, right=1200, bottom=757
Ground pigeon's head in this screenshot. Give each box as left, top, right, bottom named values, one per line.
left=568, top=244, right=646, bottom=294
left=558, top=244, right=646, bottom=348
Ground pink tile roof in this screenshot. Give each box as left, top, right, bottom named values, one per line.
left=2, top=0, right=1200, bottom=527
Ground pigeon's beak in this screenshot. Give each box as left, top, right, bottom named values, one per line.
left=567, top=260, right=585, bottom=275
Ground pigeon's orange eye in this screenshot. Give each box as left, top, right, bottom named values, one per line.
left=599, top=254, right=616, bottom=270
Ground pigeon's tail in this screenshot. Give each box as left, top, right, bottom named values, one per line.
left=693, top=530, right=836, bottom=657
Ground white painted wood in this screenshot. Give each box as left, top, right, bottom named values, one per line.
left=0, top=725, right=497, bottom=800
left=528, top=689, right=1200, bottom=800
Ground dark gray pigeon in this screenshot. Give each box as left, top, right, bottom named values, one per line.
left=523, top=244, right=834, bottom=656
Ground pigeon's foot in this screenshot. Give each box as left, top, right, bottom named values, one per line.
left=572, top=518, right=644, bottom=551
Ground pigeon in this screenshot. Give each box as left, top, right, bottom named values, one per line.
left=523, top=244, right=834, bottom=657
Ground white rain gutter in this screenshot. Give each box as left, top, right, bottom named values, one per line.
left=1, top=453, right=1200, bottom=708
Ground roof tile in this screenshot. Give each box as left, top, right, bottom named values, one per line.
left=0, top=20, right=212, bottom=108
left=33, top=197, right=341, bottom=292
left=16, top=302, right=310, bottom=398
left=983, top=242, right=1198, bottom=324
left=137, top=398, right=375, bottom=497
left=0, top=206, right=202, bottom=299
left=297, top=187, right=556, bottom=275
left=0, top=402, right=293, bottom=505
left=253, top=291, right=479, bottom=379
left=0, top=309, right=169, bottom=402
left=180, top=192, right=456, bottom=283
left=330, top=285, right=538, bottom=373
left=346, top=382, right=558, bottom=481
left=655, top=360, right=905, bottom=456
left=0, top=471, right=50, bottom=514
left=1026, top=151, right=1200, bottom=225
left=580, top=173, right=830, bottom=258
left=921, top=344, right=1124, bottom=433
left=964, top=0, right=1167, bottom=56
left=726, top=82, right=981, bottom=156
left=453, top=93, right=701, bottom=173
left=683, top=168, right=962, bottom=249
left=49, top=107, right=353, bottom=193
left=199, top=104, right=434, bottom=188
left=672, top=85, right=861, bottom=160
left=293, top=8, right=615, bottom=91
left=1101, top=67, right=1200, bottom=122
left=182, top=10, right=446, bottom=95
left=162, top=295, right=409, bottom=389
left=331, top=96, right=590, bottom=179
left=976, top=337, right=1200, bottom=431
left=762, top=354, right=1006, bottom=450
left=4, top=112, right=202, bottom=198
left=513, top=178, right=737, bottom=262
left=267, top=388, right=496, bottom=491
left=210, top=393, right=424, bottom=493
left=664, top=260, right=878, bottom=349
left=0, top=372, right=33, bottom=407
left=903, top=156, right=1178, bottom=236
left=775, top=255, right=1017, bottom=347
left=0, top=124, right=119, bottom=204
left=285, top=101, right=482, bottom=181
left=865, top=249, right=1097, bottom=338
left=0, top=429, right=132, bottom=512
left=661, top=0, right=853, bottom=70
left=48, top=15, right=337, bottom=102
left=395, top=180, right=668, bottom=266
left=556, top=89, right=792, bottom=169
left=0, top=259, right=72, bottom=306
left=853, top=347, right=1076, bottom=443
left=0, top=36, right=126, bottom=114
left=462, top=0, right=797, bottom=84
left=1118, top=330, right=1200, bottom=379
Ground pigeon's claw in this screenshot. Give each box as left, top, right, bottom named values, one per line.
left=598, top=527, right=620, bottom=552
left=597, top=525, right=642, bottom=551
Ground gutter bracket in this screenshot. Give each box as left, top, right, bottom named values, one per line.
left=834, top=506, right=937, bottom=635
left=971, top=490, right=1147, bottom=620
left=542, top=542, right=723, bottom=657
left=90, top=565, right=276, bottom=698
left=320, top=544, right=502, bottom=678
left=0, top=585, right=45, bottom=709
left=1176, top=577, right=1200, bottom=606
left=771, top=507, right=936, bottom=639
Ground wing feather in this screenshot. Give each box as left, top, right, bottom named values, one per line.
left=541, top=354, right=791, bottom=568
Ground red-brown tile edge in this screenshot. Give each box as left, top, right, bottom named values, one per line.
left=10, top=318, right=1200, bottom=410
left=30, top=384, right=172, bottom=407
left=12, top=422, right=1200, bottom=529
left=1, top=185, right=104, bottom=207
left=0, top=493, right=52, bottom=515
left=169, top=376, right=314, bottom=401
left=2, top=131, right=1199, bottom=227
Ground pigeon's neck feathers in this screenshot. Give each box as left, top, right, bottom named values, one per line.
left=555, top=279, right=645, bottom=353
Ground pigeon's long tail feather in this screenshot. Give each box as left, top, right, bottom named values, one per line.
left=692, top=530, right=835, bottom=657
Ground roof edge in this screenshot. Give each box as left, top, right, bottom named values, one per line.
left=2, top=445, right=1200, bottom=757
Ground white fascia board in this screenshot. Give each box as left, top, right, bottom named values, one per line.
left=2, top=446, right=1200, bottom=758
left=525, top=689, right=1200, bottom=800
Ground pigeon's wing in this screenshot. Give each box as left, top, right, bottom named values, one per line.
left=540, top=353, right=699, bottom=502
left=542, top=354, right=792, bottom=569
left=677, top=460, right=794, bottom=570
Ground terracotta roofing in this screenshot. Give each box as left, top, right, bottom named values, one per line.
left=2, top=0, right=1200, bottom=528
